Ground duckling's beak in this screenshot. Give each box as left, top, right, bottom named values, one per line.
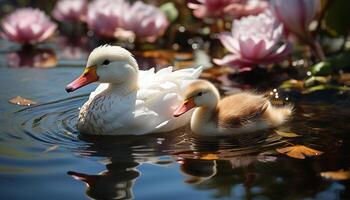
left=173, top=98, right=196, bottom=117
left=65, top=66, right=98, bottom=93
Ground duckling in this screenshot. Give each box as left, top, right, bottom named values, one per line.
left=173, top=80, right=292, bottom=136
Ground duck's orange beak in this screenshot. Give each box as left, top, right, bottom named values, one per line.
left=173, top=98, right=196, bottom=117
left=65, top=66, right=98, bottom=93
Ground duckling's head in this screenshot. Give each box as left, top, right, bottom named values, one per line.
left=66, top=45, right=138, bottom=92
left=174, top=80, right=220, bottom=117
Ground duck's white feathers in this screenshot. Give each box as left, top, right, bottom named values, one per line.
left=78, top=66, right=202, bottom=135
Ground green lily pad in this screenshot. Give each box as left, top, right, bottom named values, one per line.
left=311, top=62, right=332, bottom=76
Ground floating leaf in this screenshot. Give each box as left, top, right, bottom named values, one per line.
left=321, top=169, right=350, bottom=181
left=276, top=145, right=323, bottom=159
left=304, top=76, right=329, bottom=88
left=279, top=79, right=304, bottom=91
left=43, top=145, right=59, bottom=153
left=201, top=153, right=219, bottom=160
left=311, top=62, right=332, bottom=76
left=306, top=84, right=350, bottom=93
left=9, top=96, right=37, bottom=106
left=275, top=130, right=301, bottom=138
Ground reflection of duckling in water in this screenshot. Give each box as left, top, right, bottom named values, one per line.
left=68, top=161, right=140, bottom=200
left=174, top=80, right=293, bottom=136
left=179, top=158, right=217, bottom=185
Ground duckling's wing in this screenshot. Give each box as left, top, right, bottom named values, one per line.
left=137, top=66, right=202, bottom=132
left=218, top=94, right=269, bottom=128
left=237, top=102, right=269, bottom=125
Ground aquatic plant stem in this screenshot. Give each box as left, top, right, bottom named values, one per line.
left=315, top=0, right=333, bottom=34
left=309, top=39, right=326, bottom=61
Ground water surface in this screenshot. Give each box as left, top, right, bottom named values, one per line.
left=1, top=42, right=350, bottom=200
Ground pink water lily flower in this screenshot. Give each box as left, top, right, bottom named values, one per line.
left=214, top=11, right=291, bottom=72
left=224, top=0, right=268, bottom=18
left=271, top=0, right=320, bottom=40
left=271, top=0, right=324, bottom=59
left=122, top=1, right=169, bottom=42
left=188, top=0, right=267, bottom=19
left=1, top=8, right=57, bottom=44
left=87, top=0, right=129, bottom=38
left=53, top=0, right=88, bottom=22
left=188, top=0, right=235, bottom=18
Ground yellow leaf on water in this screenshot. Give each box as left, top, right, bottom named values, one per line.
left=275, top=130, right=301, bottom=138
left=200, top=153, right=219, bottom=160
left=276, top=145, right=323, bottom=159
left=320, top=169, right=350, bottom=181
left=9, top=96, right=37, bottom=106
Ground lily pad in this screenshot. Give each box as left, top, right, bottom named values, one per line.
left=311, top=62, right=332, bottom=76
left=304, top=76, right=330, bottom=88
left=306, top=84, right=350, bottom=93
left=279, top=79, right=304, bottom=91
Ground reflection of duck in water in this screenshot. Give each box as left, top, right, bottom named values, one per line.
left=68, top=132, right=185, bottom=199
left=68, top=161, right=140, bottom=200
left=174, top=80, right=292, bottom=136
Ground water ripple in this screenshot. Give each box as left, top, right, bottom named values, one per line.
left=7, top=94, right=89, bottom=150
left=2, top=96, right=337, bottom=164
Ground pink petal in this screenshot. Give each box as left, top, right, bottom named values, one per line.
left=218, top=32, right=239, bottom=54
left=264, top=42, right=292, bottom=62
left=239, top=37, right=257, bottom=59
left=213, top=54, right=242, bottom=66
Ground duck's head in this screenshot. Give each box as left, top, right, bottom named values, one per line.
left=173, top=80, right=220, bottom=117
left=66, top=45, right=138, bottom=93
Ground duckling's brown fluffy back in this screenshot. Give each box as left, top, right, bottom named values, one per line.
left=216, top=92, right=293, bottom=129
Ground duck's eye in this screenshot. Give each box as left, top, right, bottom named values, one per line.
left=197, top=92, right=203, bottom=96
left=102, top=59, right=110, bottom=65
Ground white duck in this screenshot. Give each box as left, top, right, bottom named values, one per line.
left=173, top=80, right=292, bottom=136
left=66, top=45, right=202, bottom=135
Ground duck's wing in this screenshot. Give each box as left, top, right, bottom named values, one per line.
left=218, top=93, right=269, bottom=129
left=138, top=66, right=202, bottom=91
left=136, top=66, right=203, bottom=132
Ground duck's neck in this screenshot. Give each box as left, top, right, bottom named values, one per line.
left=107, top=74, right=139, bottom=96
left=191, top=105, right=217, bottom=134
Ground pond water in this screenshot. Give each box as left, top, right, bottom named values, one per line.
left=1, top=40, right=350, bottom=200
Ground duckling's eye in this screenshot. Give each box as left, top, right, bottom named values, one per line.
left=197, top=92, right=203, bottom=96
left=102, top=59, right=110, bottom=65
